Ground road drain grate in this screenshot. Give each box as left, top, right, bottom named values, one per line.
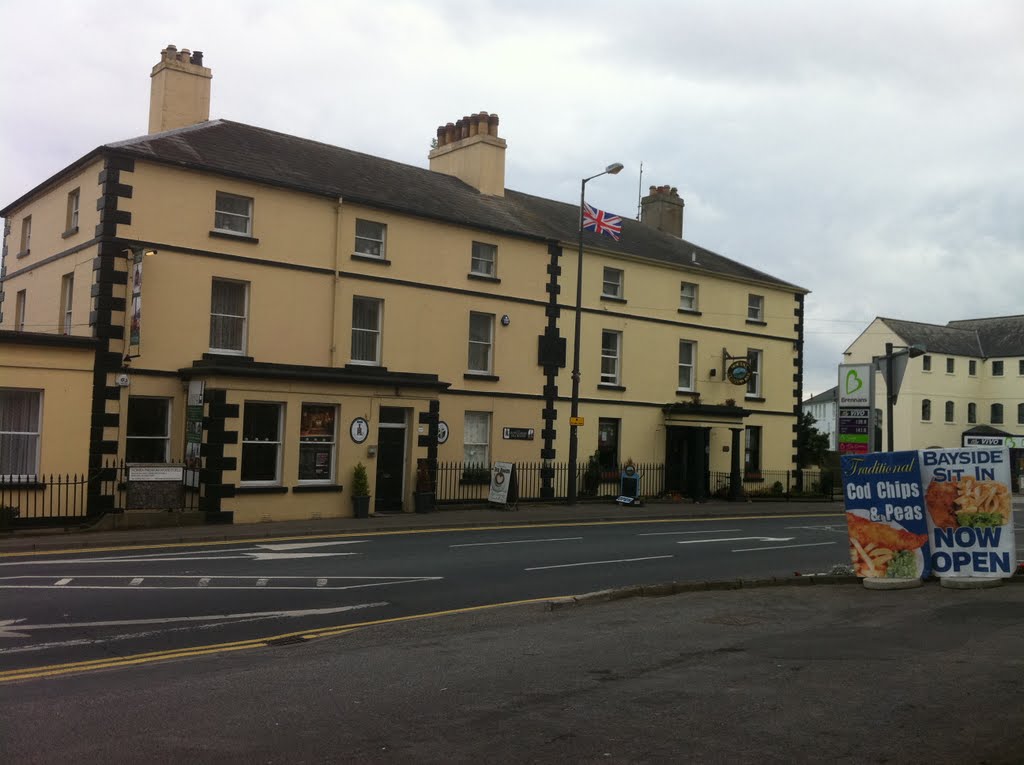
left=265, top=635, right=308, bottom=647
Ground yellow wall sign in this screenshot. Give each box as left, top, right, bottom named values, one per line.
left=569, top=416, right=585, bottom=426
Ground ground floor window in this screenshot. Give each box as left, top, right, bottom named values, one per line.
left=597, top=418, right=620, bottom=471
left=463, top=411, right=491, bottom=467
left=299, top=404, right=337, bottom=482
left=125, top=397, right=171, bottom=463
left=242, top=402, right=283, bottom=484
left=0, top=389, right=41, bottom=478
left=745, top=426, right=762, bottom=476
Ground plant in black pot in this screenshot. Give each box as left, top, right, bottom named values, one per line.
left=351, top=462, right=371, bottom=519
left=414, top=458, right=435, bottom=514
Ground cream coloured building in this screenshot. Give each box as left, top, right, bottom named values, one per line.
left=0, top=46, right=808, bottom=523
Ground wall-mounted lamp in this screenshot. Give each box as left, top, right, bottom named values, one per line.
left=122, top=246, right=158, bottom=258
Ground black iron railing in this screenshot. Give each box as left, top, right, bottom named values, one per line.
left=708, top=468, right=841, bottom=501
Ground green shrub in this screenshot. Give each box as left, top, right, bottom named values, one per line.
left=352, top=462, right=371, bottom=496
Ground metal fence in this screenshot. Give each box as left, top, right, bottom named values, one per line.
left=708, top=468, right=841, bottom=501
left=1, top=462, right=201, bottom=528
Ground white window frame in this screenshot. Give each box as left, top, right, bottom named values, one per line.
left=209, top=278, right=249, bottom=355
left=298, top=403, right=338, bottom=484
left=601, top=330, right=622, bottom=386
left=0, top=389, right=42, bottom=480
left=747, top=294, right=764, bottom=321
left=125, top=396, right=171, bottom=463
left=468, top=312, right=494, bottom=374
left=470, top=241, right=497, bottom=277
left=61, top=273, right=74, bottom=334
left=678, top=340, right=696, bottom=391
left=213, top=192, right=253, bottom=236
left=602, top=267, right=624, bottom=298
left=241, top=401, right=284, bottom=486
left=67, top=188, right=80, bottom=231
left=745, top=348, right=763, bottom=398
left=354, top=219, right=387, bottom=259
left=351, top=296, right=383, bottom=366
left=463, top=411, right=491, bottom=467
left=15, top=290, right=26, bottom=332
left=680, top=282, right=698, bottom=312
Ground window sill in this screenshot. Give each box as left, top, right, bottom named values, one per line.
left=62, top=227, right=79, bottom=239
left=464, top=373, right=499, bottom=382
left=467, top=273, right=501, bottom=283
left=678, top=308, right=702, bottom=316
left=210, top=230, right=260, bottom=244
left=292, top=484, right=344, bottom=494
left=236, top=485, right=288, bottom=495
left=15, top=249, right=29, bottom=259
left=676, top=389, right=699, bottom=397
left=744, top=396, right=765, bottom=403
left=351, top=253, right=391, bottom=265
left=204, top=351, right=254, bottom=361
left=0, top=479, right=41, bottom=489
left=600, top=295, right=627, bottom=304
left=745, top=319, right=767, bottom=327
left=598, top=384, right=626, bottom=392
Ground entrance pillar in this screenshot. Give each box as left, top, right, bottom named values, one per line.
left=729, top=427, right=744, bottom=501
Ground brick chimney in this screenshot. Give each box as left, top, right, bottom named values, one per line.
left=148, top=45, right=212, bottom=134
left=428, top=112, right=506, bottom=196
left=640, top=185, right=685, bottom=238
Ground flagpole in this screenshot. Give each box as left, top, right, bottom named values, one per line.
left=567, top=162, right=623, bottom=506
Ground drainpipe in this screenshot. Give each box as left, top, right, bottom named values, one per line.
left=330, top=197, right=344, bottom=366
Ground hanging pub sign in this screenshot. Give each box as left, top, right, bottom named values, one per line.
left=726, top=359, right=751, bottom=385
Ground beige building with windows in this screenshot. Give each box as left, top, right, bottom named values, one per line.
left=844, top=316, right=1024, bottom=489
left=0, top=46, right=808, bottom=523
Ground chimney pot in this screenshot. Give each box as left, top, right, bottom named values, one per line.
left=191, top=50, right=204, bottom=66
left=445, top=122, right=456, bottom=144
left=487, top=113, right=499, bottom=136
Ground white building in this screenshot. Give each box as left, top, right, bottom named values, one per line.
left=801, top=386, right=837, bottom=450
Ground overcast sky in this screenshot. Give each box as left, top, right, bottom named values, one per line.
left=2, top=0, right=1022, bottom=397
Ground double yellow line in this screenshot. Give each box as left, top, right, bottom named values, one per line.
left=0, top=597, right=555, bottom=683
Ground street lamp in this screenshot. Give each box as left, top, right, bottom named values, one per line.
left=881, top=342, right=926, bottom=452
left=567, top=162, right=624, bottom=505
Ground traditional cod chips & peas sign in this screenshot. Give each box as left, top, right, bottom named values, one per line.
left=841, top=448, right=1016, bottom=580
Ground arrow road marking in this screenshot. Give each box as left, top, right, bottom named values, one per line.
left=637, top=528, right=742, bottom=537
left=450, top=537, right=582, bottom=548
left=0, top=602, right=388, bottom=639
left=732, top=541, right=838, bottom=553
left=526, top=555, right=673, bottom=571
left=0, top=550, right=361, bottom=566
left=255, top=541, right=369, bottom=551
left=676, top=536, right=794, bottom=545
left=0, top=575, right=443, bottom=592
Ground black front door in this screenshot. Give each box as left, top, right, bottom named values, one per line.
left=665, top=426, right=709, bottom=500
left=375, top=409, right=406, bottom=512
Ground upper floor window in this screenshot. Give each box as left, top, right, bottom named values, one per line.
left=241, top=402, right=283, bottom=485
left=678, top=340, right=695, bottom=391
left=946, top=358, right=954, bottom=374
left=680, top=282, right=699, bottom=312
left=747, top=294, right=764, bottom=322
left=969, top=360, right=977, bottom=376
left=1019, top=360, right=1024, bottom=376
left=602, top=267, right=624, bottom=299
left=354, top=219, right=387, bottom=259
left=968, top=402, right=977, bottom=424
left=745, top=426, right=762, bottom=474
left=463, top=411, right=491, bottom=467
left=66, top=188, right=80, bottom=233
left=468, top=312, right=494, bottom=373
left=19, top=216, right=31, bottom=255
left=746, top=349, right=763, bottom=397
left=601, top=330, right=622, bottom=386
left=991, top=403, right=1004, bottom=424
left=0, top=389, right=41, bottom=479
left=214, top=192, right=253, bottom=236
left=14, top=290, right=26, bottom=332
left=351, top=297, right=383, bottom=365
left=470, top=242, right=497, bottom=277
left=922, top=355, right=932, bottom=372
left=126, top=397, right=171, bottom=463
left=60, top=273, right=74, bottom=334
left=944, top=401, right=954, bottom=423
left=299, top=404, right=337, bottom=483
left=921, top=399, right=931, bottom=421
left=992, top=360, right=1004, bottom=376
left=209, top=278, right=248, bottom=354
left=1018, top=403, right=1024, bottom=426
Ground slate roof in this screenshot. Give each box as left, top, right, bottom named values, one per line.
left=880, top=316, right=1024, bottom=358
left=92, top=120, right=804, bottom=292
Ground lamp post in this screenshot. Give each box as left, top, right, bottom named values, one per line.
left=882, top=342, right=926, bottom=452
left=567, top=162, right=623, bottom=505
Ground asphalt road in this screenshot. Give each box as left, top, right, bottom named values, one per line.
left=0, top=514, right=853, bottom=672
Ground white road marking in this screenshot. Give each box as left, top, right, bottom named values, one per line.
left=256, top=541, right=369, bottom=551
left=316, top=578, right=328, bottom=587
left=130, top=577, right=144, bottom=586
left=732, top=541, right=838, bottom=553
left=0, top=602, right=389, bottom=639
left=676, top=536, right=794, bottom=545
left=54, top=578, right=72, bottom=586
left=198, top=578, right=210, bottom=587
left=450, top=537, right=582, bottom=548
left=0, top=549, right=361, bottom=566
left=637, top=528, right=741, bottom=537
left=256, top=578, right=268, bottom=587
left=0, top=575, right=442, bottom=592
left=526, top=555, right=672, bottom=571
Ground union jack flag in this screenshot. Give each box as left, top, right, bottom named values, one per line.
left=582, top=202, right=622, bottom=241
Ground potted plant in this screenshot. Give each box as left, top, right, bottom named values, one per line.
left=351, top=462, right=371, bottom=518
left=414, top=458, right=435, bottom=514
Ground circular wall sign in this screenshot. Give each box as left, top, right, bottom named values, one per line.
left=350, top=417, right=369, bottom=443
left=727, top=359, right=751, bottom=386
left=437, top=421, right=449, bottom=444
